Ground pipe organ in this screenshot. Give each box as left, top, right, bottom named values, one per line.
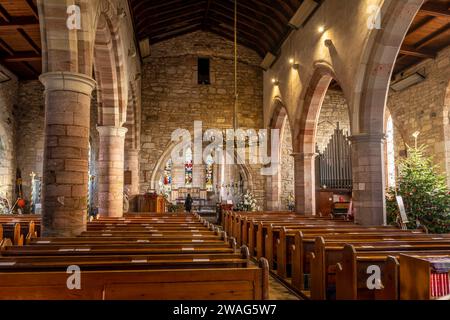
left=316, top=124, right=352, bottom=190
left=315, top=123, right=352, bottom=217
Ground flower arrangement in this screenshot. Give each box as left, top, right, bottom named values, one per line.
left=237, top=190, right=258, bottom=212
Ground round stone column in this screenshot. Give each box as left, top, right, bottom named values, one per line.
left=293, top=152, right=317, bottom=216
left=97, top=126, right=128, bottom=217
left=39, top=72, right=96, bottom=237
left=172, top=163, right=185, bottom=189
left=125, top=148, right=140, bottom=195
left=193, top=163, right=206, bottom=188
left=349, top=134, right=386, bottom=226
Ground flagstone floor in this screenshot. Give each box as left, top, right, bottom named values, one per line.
left=268, top=276, right=301, bottom=300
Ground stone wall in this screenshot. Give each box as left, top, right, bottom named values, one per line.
left=280, top=119, right=294, bottom=209
left=316, top=89, right=350, bottom=152
left=15, top=80, right=101, bottom=203
left=139, top=31, right=265, bottom=203
left=387, top=45, right=450, bottom=186
left=15, top=80, right=45, bottom=201
left=0, top=66, right=18, bottom=203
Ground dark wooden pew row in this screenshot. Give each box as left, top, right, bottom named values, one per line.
left=0, top=213, right=271, bottom=300
left=256, top=221, right=378, bottom=261
left=243, top=217, right=339, bottom=251
left=309, top=237, right=450, bottom=300
left=223, top=211, right=295, bottom=238
left=0, top=261, right=269, bottom=300
left=244, top=217, right=344, bottom=257
left=1, top=242, right=237, bottom=256
left=1, top=221, right=39, bottom=243
left=289, top=231, right=450, bottom=293
left=276, top=227, right=429, bottom=278
left=0, top=250, right=250, bottom=271
left=335, top=245, right=450, bottom=300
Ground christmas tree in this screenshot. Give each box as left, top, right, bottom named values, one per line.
left=386, top=145, right=450, bottom=233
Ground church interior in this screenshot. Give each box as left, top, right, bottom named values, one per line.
left=0, top=0, right=449, bottom=301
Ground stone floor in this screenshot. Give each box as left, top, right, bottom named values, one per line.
left=268, top=275, right=301, bottom=300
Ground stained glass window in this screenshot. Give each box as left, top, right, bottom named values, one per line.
left=185, top=148, right=193, bottom=187
left=159, top=159, right=172, bottom=197
left=205, top=154, right=214, bottom=191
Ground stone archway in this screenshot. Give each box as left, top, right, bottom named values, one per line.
left=293, top=64, right=348, bottom=215
left=266, top=97, right=294, bottom=211
left=38, top=0, right=138, bottom=235
left=350, top=0, right=426, bottom=225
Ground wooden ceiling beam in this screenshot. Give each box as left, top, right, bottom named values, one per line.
left=419, top=2, right=450, bottom=18
left=206, top=16, right=271, bottom=52
left=142, top=17, right=204, bottom=36
left=399, top=45, right=436, bottom=59
left=217, top=0, right=284, bottom=33
left=25, top=0, right=39, bottom=19
left=415, top=22, right=450, bottom=49
left=250, top=0, right=291, bottom=21
left=138, top=9, right=204, bottom=31
left=0, top=37, right=14, bottom=55
left=207, top=9, right=277, bottom=45
left=202, top=0, right=214, bottom=28
left=150, top=25, right=202, bottom=43
left=17, top=28, right=41, bottom=54
left=132, top=0, right=196, bottom=14
left=209, top=2, right=279, bottom=41
left=0, top=4, right=11, bottom=22
left=208, top=26, right=265, bottom=57
left=0, top=16, right=38, bottom=29
left=406, top=16, right=435, bottom=36
left=21, top=61, right=39, bottom=76
left=135, top=4, right=205, bottom=30
left=1, top=51, right=41, bottom=62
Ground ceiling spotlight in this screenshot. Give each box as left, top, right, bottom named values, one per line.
left=272, top=78, right=280, bottom=86
left=318, top=26, right=325, bottom=33
left=289, top=58, right=295, bottom=65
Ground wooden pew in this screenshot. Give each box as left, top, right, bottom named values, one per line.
left=0, top=259, right=269, bottom=300
left=0, top=213, right=270, bottom=300
left=335, top=245, right=450, bottom=300
left=399, top=253, right=450, bottom=300
left=277, top=227, right=432, bottom=279
left=310, top=237, right=450, bottom=300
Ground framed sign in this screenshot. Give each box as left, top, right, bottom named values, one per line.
left=396, top=195, right=409, bottom=229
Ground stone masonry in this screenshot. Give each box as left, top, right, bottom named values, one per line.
left=0, top=66, right=18, bottom=204
left=140, top=31, right=266, bottom=204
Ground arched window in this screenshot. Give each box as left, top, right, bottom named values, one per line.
left=159, top=159, right=172, bottom=197
left=185, top=148, right=193, bottom=187
left=205, top=154, right=214, bottom=191
left=386, top=115, right=396, bottom=188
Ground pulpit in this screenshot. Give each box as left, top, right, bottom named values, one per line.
left=136, top=193, right=167, bottom=213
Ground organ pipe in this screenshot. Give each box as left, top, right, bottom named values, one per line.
left=317, top=123, right=352, bottom=190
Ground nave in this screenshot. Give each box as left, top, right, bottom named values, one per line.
left=0, top=0, right=449, bottom=303
left=1, top=211, right=449, bottom=300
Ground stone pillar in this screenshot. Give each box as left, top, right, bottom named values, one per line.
left=125, top=148, right=140, bottom=195
left=172, top=163, right=185, bottom=189
left=349, top=134, right=386, bottom=226
left=293, top=152, right=317, bottom=216
left=97, top=126, right=128, bottom=217
left=39, top=72, right=96, bottom=237
left=265, top=173, right=280, bottom=210
left=193, top=164, right=206, bottom=188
